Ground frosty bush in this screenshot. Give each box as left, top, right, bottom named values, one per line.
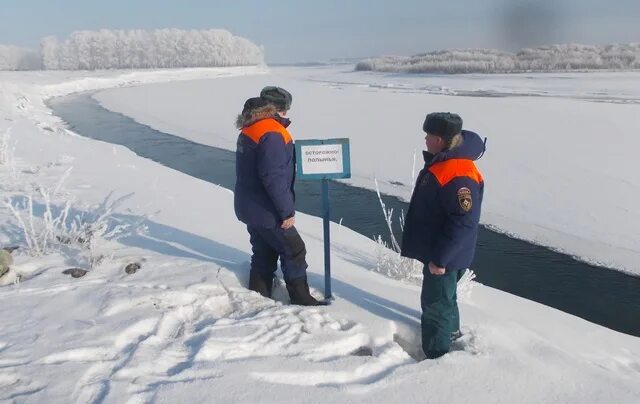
left=0, top=128, right=15, bottom=166
left=40, top=28, right=264, bottom=70
left=456, top=269, right=477, bottom=303
left=373, top=179, right=422, bottom=283
left=356, top=43, right=640, bottom=74
left=0, top=128, right=18, bottom=179
left=5, top=169, right=74, bottom=256
left=55, top=192, right=144, bottom=268
left=5, top=169, right=145, bottom=267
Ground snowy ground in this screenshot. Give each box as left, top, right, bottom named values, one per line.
left=0, top=68, right=639, bottom=403
left=95, top=66, right=640, bottom=275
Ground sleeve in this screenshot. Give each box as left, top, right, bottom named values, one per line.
left=256, top=132, right=295, bottom=221
left=431, top=177, right=479, bottom=268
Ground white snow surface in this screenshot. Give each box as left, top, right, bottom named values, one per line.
left=94, top=66, right=640, bottom=275
left=0, top=68, right=639, bottom=403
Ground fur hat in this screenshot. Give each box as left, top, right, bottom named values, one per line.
left=423, top=112, right=463, bottom=138
left=260, top=86, right=292, bottom=111
left=236, top=97, right=277, bottom=129
left=242, top=97, right=268, bottom=114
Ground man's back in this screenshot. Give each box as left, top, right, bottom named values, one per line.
left=235, top=115, right=295, bottom=228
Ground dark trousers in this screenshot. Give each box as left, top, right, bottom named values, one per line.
left=421, top=268, right=465, bottom=358
left=247, top=225, right=308, bottom=282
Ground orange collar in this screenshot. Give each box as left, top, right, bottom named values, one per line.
left=242, top=118, right=292, bottom=144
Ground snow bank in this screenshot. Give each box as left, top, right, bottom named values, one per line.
left=356, top=43, right=640, bottom=74
left=0, top=68, right=639, bottom=403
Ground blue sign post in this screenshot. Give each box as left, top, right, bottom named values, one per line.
left=295, top=138, right=351, bottom=300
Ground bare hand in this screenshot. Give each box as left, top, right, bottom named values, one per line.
left=428, top=261, right=446, bottom=276
left=281, top=216, right=295, bottom=230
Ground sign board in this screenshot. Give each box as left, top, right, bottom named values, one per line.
left=293, top=138, right=351, bottom=301
left=295, top=139, right=351, bottom=180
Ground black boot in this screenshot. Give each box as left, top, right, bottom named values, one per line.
left=424, top=350, right=448, bottom=360
left=249, top=270, right=273, bottom=298
left=286, top=277, right=321, bottom=306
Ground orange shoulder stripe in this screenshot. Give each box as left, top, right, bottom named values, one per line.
left=241, top=118, right=292, bottom=144
left=428, top=159, right=483, bottom=186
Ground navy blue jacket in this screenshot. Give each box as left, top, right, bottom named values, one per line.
left=234, top=115, right=296, bottom=228
left=401, top=130, right=485, bottom=270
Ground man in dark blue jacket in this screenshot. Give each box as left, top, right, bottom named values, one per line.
left=234, top=86, right=320, bottom=306
left=401, top=112, right=485, bottom=359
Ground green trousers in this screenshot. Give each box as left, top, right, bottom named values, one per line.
left=421, top=268, right=464, bottom=359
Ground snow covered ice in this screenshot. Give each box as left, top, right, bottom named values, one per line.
left=0, top=67, right=639, bottom=403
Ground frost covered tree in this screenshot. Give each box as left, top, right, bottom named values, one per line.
left=356, top=43, right=640, bottom=74
left=39, top=28, right=264, bottom=70
left=0, top=45, right=41, bottom=70
left=40, top=37, right=60, bottom=70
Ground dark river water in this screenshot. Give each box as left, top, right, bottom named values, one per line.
left=49, top=92, right=640, bottom=337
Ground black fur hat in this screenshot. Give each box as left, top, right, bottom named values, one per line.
left=242, top=97, right=268, bottom=114
left=260, top=86, right=293, bottom=111
left=423, top=112, right=463, bottom=138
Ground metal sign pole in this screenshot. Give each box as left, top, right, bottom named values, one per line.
left=295, top=138, right=350, bottom=302
left=321, top=178, right=332, bottom=299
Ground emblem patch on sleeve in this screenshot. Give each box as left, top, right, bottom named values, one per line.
left=457, top=187, right=473, bottom=212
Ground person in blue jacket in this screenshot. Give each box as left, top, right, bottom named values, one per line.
left=234, top=86, right=320, bottom=306
left=401, top=112, right=486, bottom=359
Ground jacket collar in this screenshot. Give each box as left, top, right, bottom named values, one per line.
left=423, top=130, right=486, bottom=166
left=274, top=114, right=291, bottom=128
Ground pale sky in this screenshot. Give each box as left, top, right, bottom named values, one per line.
left=1, top=0, right=639, bottom=62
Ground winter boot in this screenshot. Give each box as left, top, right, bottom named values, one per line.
left=424, top=349, right=448, bottom=360
left=249, top=270, right=273, bottom=298
left=451, top=329, right=463, bottom=342
left=286, top=277, right=321, bottom=306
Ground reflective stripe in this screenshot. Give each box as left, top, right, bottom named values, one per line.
left=241, top=118, right=292, bottom=144
left=428, top=159, right=483, bottom=186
